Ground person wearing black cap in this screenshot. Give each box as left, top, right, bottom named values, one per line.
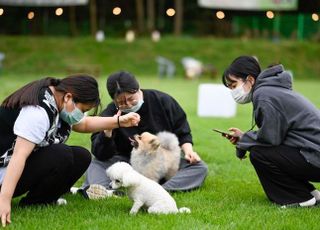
left=221, top=55, right=320, bottom=208
left=81, top=71, right=208, bottom=198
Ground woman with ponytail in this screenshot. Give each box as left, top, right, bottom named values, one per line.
left=0, top=74, right=140, bottom=227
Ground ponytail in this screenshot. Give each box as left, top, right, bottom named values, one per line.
left=1, top=77, right=58, bottom=109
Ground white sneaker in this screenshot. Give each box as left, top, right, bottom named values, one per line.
left=81, top=184, right=115, bottom=200
left=281, top=197, right=316, bottom=208
left=311, top=189, right=320, bottom=203
left=56, top=198, right=67, bottom=206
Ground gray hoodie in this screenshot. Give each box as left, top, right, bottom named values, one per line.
left=237, top=64, right=320, bottom=168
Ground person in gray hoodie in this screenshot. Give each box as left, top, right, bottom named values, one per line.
left=221, top=55, right=320, bottom=208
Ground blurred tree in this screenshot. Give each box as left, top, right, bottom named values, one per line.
left=147, top=0, right=155, bottom=32
left=136, top=0, right=145, bottom=33
left=89, top=0, right=97, bottom=36
left=174, top=0, right=183, bottom=36
left=69, top=6, right=78, bottom=36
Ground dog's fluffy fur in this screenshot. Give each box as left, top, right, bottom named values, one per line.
left=106, top=162, right=190, bottom=215
left=130, top=131, right=181, bottom=182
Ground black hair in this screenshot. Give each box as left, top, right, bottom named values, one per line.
left=222, top=56, right=261, bottom=87
left=1, top=74, right=101, bottom=115
left=106, top=71, right=140, bottom=99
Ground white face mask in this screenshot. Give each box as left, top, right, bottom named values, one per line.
left=120, top=99, right=144, bottom=113
left=231, top=82, right=252, bottom=104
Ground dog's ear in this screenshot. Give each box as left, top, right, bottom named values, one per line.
left=149, top=138, right=160, bottom=151
left=123, top=171, right=140, bottom=187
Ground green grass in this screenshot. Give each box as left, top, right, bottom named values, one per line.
left=0, top=36, right=320, bottom=80
left=1, top=73, right=320, bottom=230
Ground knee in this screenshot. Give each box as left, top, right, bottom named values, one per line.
left=197, top=161, right=208, bottom=176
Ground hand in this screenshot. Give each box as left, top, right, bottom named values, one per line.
left=119, top=112, right=140, bottom=127
left=185, top=151, right=201, bottom=164
left=0, top=194, right=11, bottom=227
left=225, top=127, right=243, bottom=145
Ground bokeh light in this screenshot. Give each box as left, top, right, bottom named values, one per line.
left=0, top=8, right=4, bottom=16
left=113, top=7, right=121, bottom=16
left=312, top=13, right=319, bottom=22
left=266, top=11, right=274, bottom=19
left=166, top=8, right=175, bottom=17
left=27, top=11, right=35, bottom=20
left=55, top=8, right=63, bottom=16
left=216, top=11, right=225, bottom=19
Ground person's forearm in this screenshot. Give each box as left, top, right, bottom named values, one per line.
left=73, top=116, right=119, bottom=133
left=1, top=154, right=27, bottom=199
left=181, top=142, right=193, bottom=154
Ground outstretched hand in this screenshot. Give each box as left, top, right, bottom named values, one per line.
left=119, top=111, right=140, bottom=127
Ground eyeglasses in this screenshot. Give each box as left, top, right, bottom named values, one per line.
left=114, top=92, right=139, bottom=109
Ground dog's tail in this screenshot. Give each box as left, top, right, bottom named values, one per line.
left=157, top=131, right=180, bottom=151
left=178, top=207, right=191, bottom=213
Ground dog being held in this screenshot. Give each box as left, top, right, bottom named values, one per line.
left=130, top=131, right=181, bottom=183
left=106, top=162, right=190, bottom=215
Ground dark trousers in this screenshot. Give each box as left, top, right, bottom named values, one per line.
left=12, top=144, right=91, bottom=206
left=249, top=145, right=320, bottom=205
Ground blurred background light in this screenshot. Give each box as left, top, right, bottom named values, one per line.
left=266, top=11, right=274, bottom=19
left=27, top=11, right=34, bottom=20
left=311, top=13, right=319, bottom=21
left=216, top=11, right=225, bottom=19
left=55, top=8, right=63, bottom=16
left=166, top=8, right=175, bottom=17
left=112, top=7, right=121, bottom=16
left=0, top=8, right=4, bottom=16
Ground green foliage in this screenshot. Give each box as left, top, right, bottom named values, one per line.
left=1, top=73, right=320, bottom=229
left=0, top=36, right=319, bottom=80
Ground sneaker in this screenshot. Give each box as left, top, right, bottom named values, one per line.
left=79, top=184, right=117, bottom=200
left=281, top=197, right=316, bottom=209
left=56, top=198, right=67, bottom=206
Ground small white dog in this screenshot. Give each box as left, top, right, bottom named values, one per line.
left=106, top=162, right=190, bottom=215
left=130, top=131, right=181, bottom=183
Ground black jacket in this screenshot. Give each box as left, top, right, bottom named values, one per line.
left=91, top=89, right=193, bottom=161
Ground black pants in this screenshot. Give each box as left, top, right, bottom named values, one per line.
left=249, top=145, right=320, bottom=205
left=12, top=144, right=91, bottom=206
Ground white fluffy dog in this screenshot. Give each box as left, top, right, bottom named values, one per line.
left=106, top=162, right=190, bottom=215
left=130, top=131, right=181, bottom=183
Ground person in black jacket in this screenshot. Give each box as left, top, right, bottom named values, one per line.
left=222, top=56, right=320, bottom=208
left=82, top=71, right=208, bottom=197
left=0, top=75, right=140, bottom=227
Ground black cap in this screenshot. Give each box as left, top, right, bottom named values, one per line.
left=106, top=71, right=140, bottom=99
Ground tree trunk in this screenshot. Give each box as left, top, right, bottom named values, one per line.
left=90, top=0, right=97, bottom=36
left=136, top=0, right=145, bottom=34
left=174, top=0, right=183, bottom=36
left=147, top=0, right=155, bottom=32
left=69, top=6, right=78, bottom=37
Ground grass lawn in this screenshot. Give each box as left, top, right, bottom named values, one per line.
left=1, top=73, right=320, bottom=230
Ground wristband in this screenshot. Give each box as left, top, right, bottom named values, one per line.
left=117, top=115, right=121, bottom=128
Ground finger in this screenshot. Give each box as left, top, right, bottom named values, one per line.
left=7, top=213, right=11, bottom=224
left=2, top=214, right=6, bottom=227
